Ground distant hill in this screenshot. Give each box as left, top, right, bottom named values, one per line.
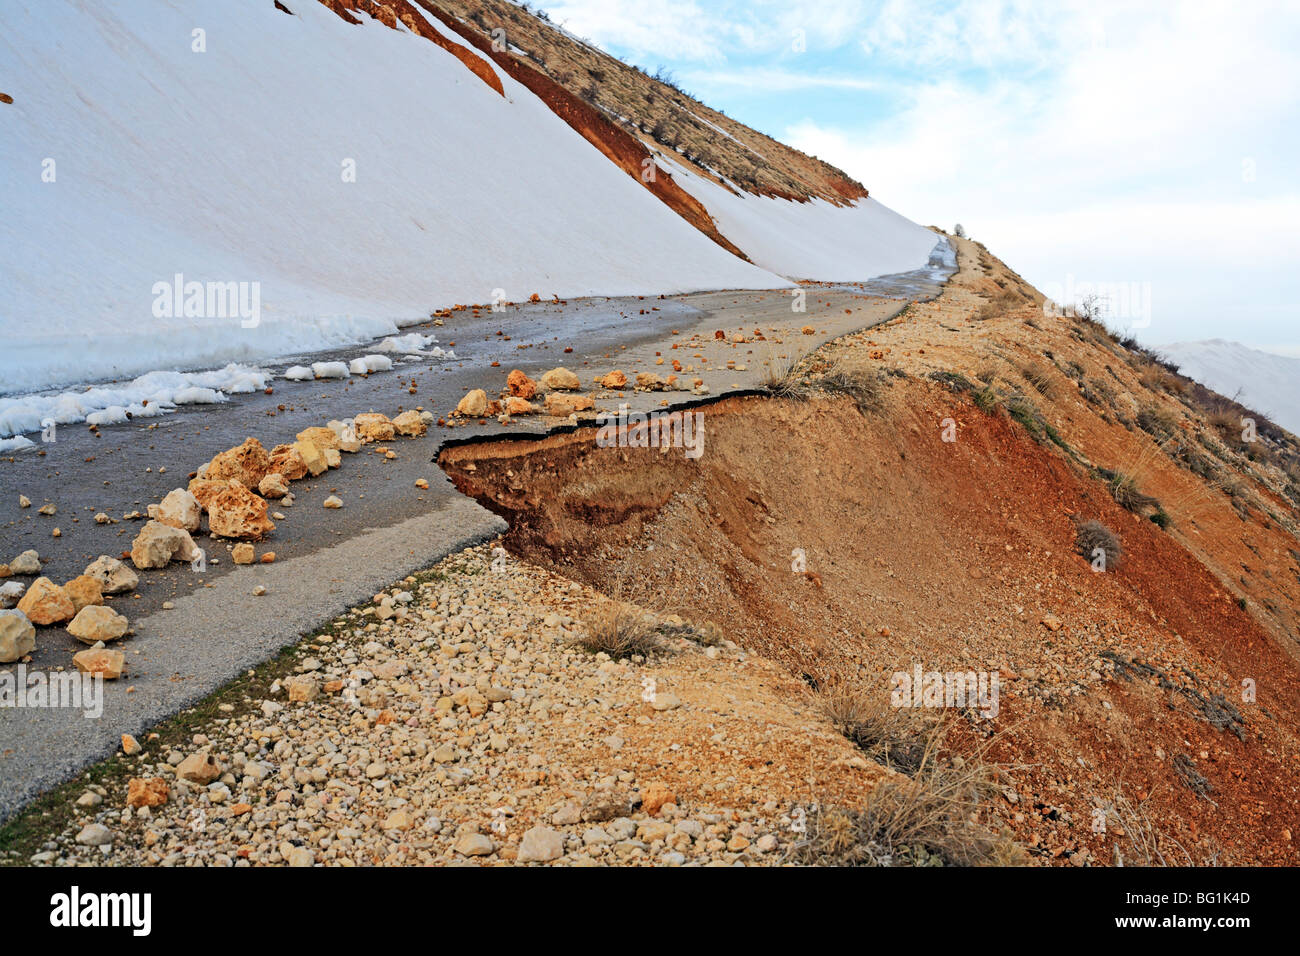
left=1160, top=340, right=1300, bottom=436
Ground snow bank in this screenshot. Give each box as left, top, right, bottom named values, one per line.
left=665, top=157, right=939, bottom=281
left=0, top=364, right=276, bottom=440
left=0, top=0, right=784, bottom=397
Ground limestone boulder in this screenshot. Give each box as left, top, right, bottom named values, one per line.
left=16, top=577, right=75, bottom=626
left=454, top=390, right=488, bottom=417
left=67, top=604, right=130, bottom=644
left=83, top=556, right=138, bottom=595
left=391, top=410, right=427, bottom=437
left=205, top=437, right=271, bottom=488
left=268, top=444, right=308, bottom=481
left=540, top=367, right=580, bottom=391
left=149, top=488, right=201, bottom=532
left=354, top=412, right=395, bottom=442
left=73, top=647, right=126, bottom=679
left=131, top=520, right=200, bottom=569
left=63, top=575, right=104, bottom=612
left=0, top=610, right=36, bottom=662
left=207, top=480, right=275, bottom=540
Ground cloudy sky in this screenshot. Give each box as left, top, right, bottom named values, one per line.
left=543, top=0, right=1300, bottom=353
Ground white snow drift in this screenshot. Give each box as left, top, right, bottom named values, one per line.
left=0, top=0, right=783, bottom=399
left=665, top=156, right=940, bottom=281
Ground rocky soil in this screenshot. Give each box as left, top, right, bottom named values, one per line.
left=21, top=544, right=887, bottom=866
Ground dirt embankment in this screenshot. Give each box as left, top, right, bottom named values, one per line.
left=440, top=237, right=1300, bottom=866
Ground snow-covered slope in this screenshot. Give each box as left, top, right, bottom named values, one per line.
left=665, top=155, right=939, bottom=281
left=0, top=0, right=785, bottom=396
left=1161, top=340, right=1300, bottom=436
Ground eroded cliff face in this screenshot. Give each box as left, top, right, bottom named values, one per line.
left=439, top=238, right=1300, bottom=865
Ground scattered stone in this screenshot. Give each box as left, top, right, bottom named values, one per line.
left=354, top=412, right=395, bottom=442
left=296, top=426, right=341, bottom=450
left=18, top=495, right=30, bottom=509
left=258, top=472, right=290, bottom=498
left=130, top=520, right=200, bottom=569
left=205, top=437, right=271, bottom=488
left=507, top=369, right=538, bottom=399
left=75, top=824, right=113, bottom=847
left=16, top=577, right=75, bottom=625
left=286, top=676, right=320, bottom=703
left=83, top=556, right=138, bottom=595
left=540, top=367, right=580, bottom=391
left=149, top=488, right=201, bottom=532
left=121, top=734, right=142, bottom=756
left=176, top=751, right=221, bottom=784
left=38, top=503, right=57, bottom=516
left=391, top=410, right=427, bottom=436
left=126, top=778, right=169, bottom=809
left=453, top=831, right=494, bottom=857
left=268, top=444, right=308, bottom=481
left=323, top=496, right=343, bottom=509
left=67, top=605, right=130, bottom=644
left=518, top=826, right=565, bottom=862
left=207, top=480, right=275, bottom=539
left=455, top=390, right=488, bottom=418
left=0, top=581, right=24, bottom=609
left=10, top=550, right=41, bottom=575
left=232, top=543, right=255, bottom=565
left=0, top=609, right=36, bottom=662
left=544, top=392, right=594, bottom=417
left=73, top=647, right=125, bottom=679
left=641, top=782, right=677, bottom=816
left=292, top=439, right=328, bottom=477
left=63, top=575, right=104, bottom=612
left=598, top=370, right=628, bottom=389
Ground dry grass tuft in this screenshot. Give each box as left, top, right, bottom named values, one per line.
left=573, top=602, right=662, bottom=659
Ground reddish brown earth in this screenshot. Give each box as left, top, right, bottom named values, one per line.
left=440, top=239, right=1300, bottom=866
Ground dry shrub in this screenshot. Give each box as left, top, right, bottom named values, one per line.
left=574, top=602, right=661, bottom=659
left=1075, top=519, right=1122, bottom=570
left=1018, top=362, right=1058, bottom=400
left=817, top=683, right=935, bottom=773
left=793, top=699, right=1024, bottom=866
left=813, top=361, right=881, bottom=414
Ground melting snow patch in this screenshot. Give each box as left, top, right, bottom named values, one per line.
left=284, top=366, right=313, bottom=381
left=0, top=436, right=37, bottom=453
left=0, top=364, right=266, bottom=439
left=311, top=362, right=351, bottom=380
left=349, top=354, right=394, bottom=375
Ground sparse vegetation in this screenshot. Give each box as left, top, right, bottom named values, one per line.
left=573, top=602, right=662, bottom=659
left=1074, top=519, right=1123, bottom=570
left=796, top=690, right=1023, bottom=867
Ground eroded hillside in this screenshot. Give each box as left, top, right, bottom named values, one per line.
left=442, top=237, right=1300, bottom=865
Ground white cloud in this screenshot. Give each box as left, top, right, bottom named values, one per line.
left=784, top=1, right=1300, bottom=345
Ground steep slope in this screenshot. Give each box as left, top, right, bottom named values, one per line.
left=441, top=236, right=1300, bottom=865
left=422, top=0, right=941, bottom=281
left=1161, top=340, right=1300, bottom=437
left=0, top=0, right=784, bottom=394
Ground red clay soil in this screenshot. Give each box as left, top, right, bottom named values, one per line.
left=318, top=0, right=504, bottom=95
left=440, top=389, right=1300, bottom=865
